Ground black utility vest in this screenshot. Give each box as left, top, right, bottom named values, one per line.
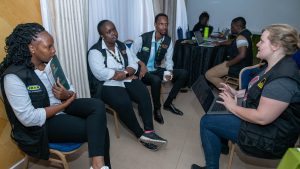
left=238, top=56, right=300, bottom=159
left=1, top=65, right=50, bottom=159
left=87, top=39, right=129, bottom=97
left=136, top=31, right=171, bottom=67
left=228, top=29, right=253, bottom=77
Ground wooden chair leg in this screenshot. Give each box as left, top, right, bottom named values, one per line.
left=49, top=149, right=69, bottom=169
left=23, top=155, right=29, bottom=169
left=227, top=142, right=236, bottom=169
left=105, top=106, right=120, bottom=139
left=112, top=110, right=120, bottom=139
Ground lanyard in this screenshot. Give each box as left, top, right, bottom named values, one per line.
left=106, top=48, right=124, bottom=66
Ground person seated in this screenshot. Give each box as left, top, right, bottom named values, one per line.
left=192, top=24, right=300, bottom=169
left=87, top=20, right=167, bottom=151
left=130, top=13, right=188, bottom=124
left=0, top=23, right=110, bottom=169
left=205, top=17, right=253, bottom=89
left=192, top=11, right=213, bottom=36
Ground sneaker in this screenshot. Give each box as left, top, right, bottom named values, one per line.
left=191, top=164, right=206, bottom=169
left=90, top=166, right=109, bottom=169
left=139, top=132, right=167, bottom=145
left=139, top=140, right=159, bottom=151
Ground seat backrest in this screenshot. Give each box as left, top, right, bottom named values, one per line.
left=292, top=49, right=300, bottom=69
left=239, top=62, right=265, bottom=89
left=124, top=39, right=134, bottom=48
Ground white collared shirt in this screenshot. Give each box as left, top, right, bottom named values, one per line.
left=3, top=69, right=74, bottom=127
left=88, top=39, right=138, bottom=87
left=130, top=31, right=174, bottom=71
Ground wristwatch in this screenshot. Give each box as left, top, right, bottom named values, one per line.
left=124, top=70, right=130, bottom=77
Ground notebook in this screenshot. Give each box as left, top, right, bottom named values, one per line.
left=191, top=75, right=230, bottom=114
left=194, top=31, right=215, bottom=47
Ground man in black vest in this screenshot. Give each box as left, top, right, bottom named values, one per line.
left=131, top=13, right=188, bottom=124
left=205, top=17, right=253, bottom=89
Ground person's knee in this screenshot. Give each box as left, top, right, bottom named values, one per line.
left=89, top=98, right=105, bottom=107
left=205, top=68, right=213, bottom=80
left=176, top=69, right=188, bottom=80
left=89, top=98, right=106, bottom=115
left=151, top=76, right=162, bottom=87
left=200, top=115, right=213, bottom=130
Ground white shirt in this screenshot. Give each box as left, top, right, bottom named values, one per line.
left=3, top=69, right=74, bottom=127
left=130, top=31, right=174, bottom=71
left=88, top=39, right=138, bottom=88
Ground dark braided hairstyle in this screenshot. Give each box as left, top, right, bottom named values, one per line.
left=0, top=23, right=45, bottom=75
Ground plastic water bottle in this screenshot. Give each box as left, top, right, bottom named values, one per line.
left=177, top=27, right=183, bottom=40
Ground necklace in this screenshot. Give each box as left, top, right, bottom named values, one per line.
left=106, top=48, right=124, bottom=66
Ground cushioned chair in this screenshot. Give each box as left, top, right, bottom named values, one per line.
left=223, top=76, right=239, bottom=89
left=23, top=143, right=82, bottom=169
left=105, top=105, right=120, bottom=138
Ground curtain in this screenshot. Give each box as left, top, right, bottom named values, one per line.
left=175, top=0, right=188, bottom=39
left=40, top=0, right=90, bottom=98
left=88, top=0, right=154, bottom=49
left=152, top=0, right=179, bottom=41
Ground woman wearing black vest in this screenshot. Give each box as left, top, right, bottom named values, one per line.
left=0, top=23, right=110, bottom=169
left=87, top=20, right=167, bottom=151
left=192, top=24, right=300, bottom=169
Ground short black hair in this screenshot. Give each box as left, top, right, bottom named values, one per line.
left=199, top=12, right=209, bottom=21
left=97, top=20, right=111, bottom=35
left=232, top=17, right=246, bottom=29
left=155, top=13, right=168, bottom=23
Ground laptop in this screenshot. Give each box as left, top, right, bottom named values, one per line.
left=191, top=75, right=230, bottom=114
left=194, top=31, right=215, bottom=47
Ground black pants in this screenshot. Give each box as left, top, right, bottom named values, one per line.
left=47, top=98, right=110, bottom=167
left=142, top=68, right=188, bottom=110
left=101, top=79, right=153, bottom=138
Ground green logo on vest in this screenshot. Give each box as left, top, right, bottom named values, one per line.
left=142, top=47, right=150, bottom=52
left=27, top=85, right=41, bottom=91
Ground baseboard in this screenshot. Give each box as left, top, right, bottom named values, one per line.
left=9, top=158, right=25, bottom=169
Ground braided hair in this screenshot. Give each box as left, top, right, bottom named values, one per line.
left=0, top=23, right=45, bottom=75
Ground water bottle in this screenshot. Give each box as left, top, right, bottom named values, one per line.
left=177, top=27, right=183, bottom=40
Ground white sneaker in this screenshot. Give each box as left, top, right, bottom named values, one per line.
left=90, top=166, right=109, bottom=169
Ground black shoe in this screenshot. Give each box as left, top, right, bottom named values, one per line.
left=139, top=132, right=167, bottom=145
left=154, top=109, right=164, bottom=124
left=163, top=103, right=184, bottom=116
left=139, top=140, right=159, bottom=151
left=221, top=143, right=229, bottom=155
left=191, top=164, right=206, bottom=169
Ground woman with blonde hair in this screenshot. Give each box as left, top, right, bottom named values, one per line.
left=192, top=24, right=300, bottom=169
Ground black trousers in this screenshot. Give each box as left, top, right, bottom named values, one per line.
left=142, top=68, right=188, bottom=110
left=101, top=79, right=153, bottom=138
left=47, top=98, right=110, bottom=167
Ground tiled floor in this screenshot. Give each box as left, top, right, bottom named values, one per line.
left=27, top=86, right=278, bottom=169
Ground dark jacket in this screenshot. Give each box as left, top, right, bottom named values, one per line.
left=1, top=64, right=50, bottom=159
left=238, top=56, right=300, bottom=159
left=227, top=29, right=253, bottom=77
left=136, top=31, right=171, bottom=67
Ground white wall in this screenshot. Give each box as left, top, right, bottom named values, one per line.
left=186, top=0, right=300, bottom=34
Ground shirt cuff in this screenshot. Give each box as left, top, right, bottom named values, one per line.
left=38, top=108, right=47, bottom=127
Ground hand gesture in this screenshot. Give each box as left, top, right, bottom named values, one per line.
left=219, top=83, right=237, bottom=97
left=217, top=91, right=237, bottom=112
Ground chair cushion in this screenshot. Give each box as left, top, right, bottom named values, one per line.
left=49, top=143, right=82, bottom=152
